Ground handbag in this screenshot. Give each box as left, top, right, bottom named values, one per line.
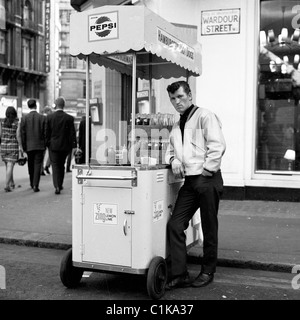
left=74, top=148, right=84, bottom=164
left=17, top=150, right=27, bottom=166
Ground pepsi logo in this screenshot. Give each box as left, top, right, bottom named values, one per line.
left=90, top=16, right=117, bottom=38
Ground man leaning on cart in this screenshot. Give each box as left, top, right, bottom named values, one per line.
left=165, top=81, right=226, bottom=290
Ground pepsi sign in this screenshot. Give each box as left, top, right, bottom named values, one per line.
left=89, top=11, right=119, bottom=41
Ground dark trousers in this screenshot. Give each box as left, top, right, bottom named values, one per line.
left=167, top=171, right=223, bottom=277
left=27, top=150, right=44, bottom=188
left=49, top=150, right=69, bottom=189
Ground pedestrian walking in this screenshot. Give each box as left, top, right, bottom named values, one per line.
left=41, top=106, right=53, bottom=176
left=76, top=114, right=91, bottom=164
left=46, top=97, right=77, bottom=195
left=165, top=81, right=226, bottom=289
left=0, top=106, right=22, bottom=192
left=20, top=99, right=47, bottom=192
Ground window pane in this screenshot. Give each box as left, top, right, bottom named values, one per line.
left=257, top=0, right=300, bottom=172
left=0, top=31, right=5, bottom=54
left=22, top=38, right=30, bottom=69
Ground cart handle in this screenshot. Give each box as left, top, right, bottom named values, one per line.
left=123, top=219, right=128, bottom=236
left=76, top=174, right=136, bottom=181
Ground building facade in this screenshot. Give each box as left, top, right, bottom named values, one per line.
left=58, top=0, right=87, bottom=118
left=70, top=0, right=300, bottom=201
left=45, top=0, right=61, bottom=108
left=0, top=0, right=48, bottom=117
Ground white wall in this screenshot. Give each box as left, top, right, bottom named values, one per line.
left=149, top=0, right=258, bottom=187
left=196, top=0, right=255, bottom=186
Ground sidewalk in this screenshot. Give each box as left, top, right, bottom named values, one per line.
left=0, top=163, right=299, bottom=273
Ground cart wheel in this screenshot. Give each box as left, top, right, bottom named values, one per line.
left=60, top=248, right=83, bottom=288
left=147, top=256, right=168, bottom=300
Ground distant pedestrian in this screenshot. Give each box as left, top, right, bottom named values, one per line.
left=77, top=114, right=91, bottom=164
left=20, top=99, right=47, bottom=192
left=46, top=97, right=77, bottom=194
left=0, top=106, right=22, bottom=192
left=41, top=106, right=53, bottom=175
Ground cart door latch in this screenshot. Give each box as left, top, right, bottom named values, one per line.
left=124, top=210, right=135, bottom=215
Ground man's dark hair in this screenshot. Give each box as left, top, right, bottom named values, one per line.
left=167, top=81, right=191, bottom=95
left=27, top=99, right=37, bottom=109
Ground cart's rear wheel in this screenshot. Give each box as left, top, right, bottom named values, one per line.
left=60, top=248, right=83, bottom=288
left=147, top=256, right=168, bottom=300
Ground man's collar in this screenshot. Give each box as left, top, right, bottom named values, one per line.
left=180, top=104, right=194, bottom=118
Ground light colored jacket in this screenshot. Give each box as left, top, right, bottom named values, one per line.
left=165, top=106, right=226, bottom=176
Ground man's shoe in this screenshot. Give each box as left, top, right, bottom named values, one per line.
left=55, top=188, right=60, bottom=195
left=45, top=167, right=50, bottom=174
left=192, top=272, right=214, bottom=288
left=41, top=171, right=46, bottom=176
left=33, top=187, right=40, bottom=192
left=165, top=273, right=192, bottom=290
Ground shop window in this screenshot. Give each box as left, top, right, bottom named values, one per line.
left=257, top=0, right=300, bottom=172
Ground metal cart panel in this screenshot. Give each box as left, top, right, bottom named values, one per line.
left=82, top=186, right=132, bottom=267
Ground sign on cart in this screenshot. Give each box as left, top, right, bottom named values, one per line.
left=153, top=200, right=164, bottom=222
left=93, top=203, right=118, bottom=225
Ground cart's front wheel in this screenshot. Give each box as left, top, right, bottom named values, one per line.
left=147, top=256, right=168, bottom=300
left=60, top=248, right=83, bottom=288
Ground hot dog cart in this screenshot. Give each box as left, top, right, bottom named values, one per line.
left=59, top=5, right=202, bottom=300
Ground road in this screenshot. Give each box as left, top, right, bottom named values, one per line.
left=0, top=244, right=299, bottom=302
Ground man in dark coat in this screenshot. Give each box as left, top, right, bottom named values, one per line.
left=46, top=97, right=77, bottom=194
left=20, top=99, right=47, bottom=192
left=78, top=114, right=91, bottom=164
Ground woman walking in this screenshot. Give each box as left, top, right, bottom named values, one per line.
left=0, top=106, right=21, bottom=192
